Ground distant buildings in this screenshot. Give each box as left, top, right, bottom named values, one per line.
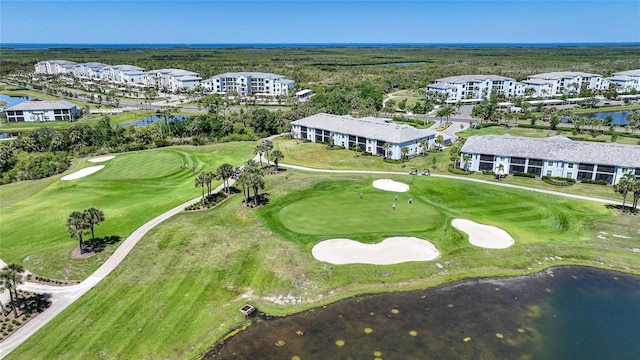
left=427, top=70, right=639, bottom=102
left=33, top=61, right=296, bottom=95
left=3, top=100, right=81, bottom=122
left=291, top=113, right=436, bottom=160
left=460, top=134, right=640, bottom=185
left=201, top=72, right=295, bottom=96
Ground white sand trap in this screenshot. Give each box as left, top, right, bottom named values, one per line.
left=372, top=179, right=409, bottom=192
left=452, top=219, right=515, bottom=249
left=312, top=237, right=439, bottom=265
left=88, top=155, right=115, bottom=163
left=61, top=166, right=105, bottom=181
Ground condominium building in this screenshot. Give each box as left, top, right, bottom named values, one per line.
left=526, top=72, right=605, bottom=96
left=73, top=62, right=110, bottom=78
left=460, top=134, right=640, bottom=185
left=34, top=60, right=78, bottom=74
left=291, top=113, right=436, bottom=160
left=427, top=75, right=522, bottom=102
left=201, top=72, right=295, bottom=96
left=3, top=100, right=81, bottom=122
left=145, top=69, right=202, bottom=92
left=100, top=65, right=146, bottom=83
left=607, top=69, right=640, bottom=93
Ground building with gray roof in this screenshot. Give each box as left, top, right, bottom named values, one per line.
left=202, top=72, right=295, bottom=96
left=3, top=100, right=81, bottom=122
left=460, top=134, right=640, bottom=184
left=527, top=71, right=605, bottom=96
left=35, top=60, right=78, bottom=74
left=291, top=113, right=437, bottom=159
left=427, top=74, right=522, bottom=102
left=607, top=69, right=640, bottom=92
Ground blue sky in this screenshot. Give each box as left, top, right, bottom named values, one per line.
left=2, top=1, right=639, bottom=44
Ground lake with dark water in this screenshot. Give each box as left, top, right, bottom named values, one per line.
left=206, top=267, right=640, bottom=360
left=563, top=111, right=632, bottom=125
left=0, top=94, right=32, bottom=108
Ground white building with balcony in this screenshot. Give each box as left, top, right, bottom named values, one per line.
left=290, top=113, right=437, bottom=160
left=73, top=63, right=109, bottom=79
left=460, top=134, right=640, bottom=185
left=427, top=75, right=522, bottom=102
left=607, top=69, right=640, bottom=93
left=146, top=69, right=202, bottom=92
left=526, top=72, right=605, bottom=96
left=3, top=100, right=81, bottom=122
left=34, top=60, right=78, bottom=74
left=201, top=72, right=295, bottom=96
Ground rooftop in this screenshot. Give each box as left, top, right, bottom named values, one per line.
left=292, top=113, right=435, bottom=144
left=435, top=74, right=516, bottom=83
left=612, top=69, right=640, bottom=77
left=5, top=100, right=78, bottom=111
left=528, top=71, right=602, bottom=80
left=461, top=134, right=640, bottom=168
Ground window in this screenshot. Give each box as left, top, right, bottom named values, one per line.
left=546, top=170, right=552, bottom=176
left=567, top=172, right=573, bottom=178
left=547, top=161, right=554, bottom=166
left=568, top=163, right=574, bottom=169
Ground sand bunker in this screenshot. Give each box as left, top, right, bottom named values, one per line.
left=312, top=237, right=439, bottom=265
left=61, top=166, right=105, bottom=181
left=451, top=219, right=515, bottom=249
left=372, top=179, right=409, bottom=192
left=88, top=155, right=115, bottom=163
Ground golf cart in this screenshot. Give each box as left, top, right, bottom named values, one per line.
left=409, top=168, right=418, bottom=175
left=421, top=168, right=431, bottom=176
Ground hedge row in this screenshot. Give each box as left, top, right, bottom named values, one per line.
left=541, top=176, right=576, bottom=186
left=513, top=171, right=536, bottom=178
left=580, top=179, right=609, bottom=185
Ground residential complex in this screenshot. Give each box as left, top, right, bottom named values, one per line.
left=291, top=113, right=436, bottom=160
left=460, top=134, right=640, bottom=185
left=427, top=70, right=639, bottom=102
left=33, top=60, right=296, bottom=95
left=3, top=100, right=81, bottom=122
left=201, top=72, right=295, bottom=96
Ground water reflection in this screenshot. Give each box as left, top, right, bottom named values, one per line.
left=207, top=267, right=640, bottom=360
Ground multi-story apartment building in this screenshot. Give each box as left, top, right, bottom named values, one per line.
left=427, top=75, right=522, bottom=102
left=201, top=72, right=295, bottom=96
left=460, top=134, right=640, bottom=185
left=100, top=65, right=146, bottom=83
left=607, top=69, right=640, bottom=93
left=34, top=60, right=78, bottom=74
left=145, top=69, right=202, bottom=92
left=73, top=62, right=110, bottom=78
left=525, top=71, right=605, bottom=96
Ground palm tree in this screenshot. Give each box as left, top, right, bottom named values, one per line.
left=0, top=269, right=18, bottom=317
left=216, top=163, right=234, bottom=194
left=420, top=139, right=429, bottom=156
left=83, top=207, right=105, bottom=244
left=236, top=170, right=251, bottom=204
left=463, top=154, right=473, bottom=170
left=631, top=178, right=640, bottom=212
left=254, top=143, right=266, bottom=168
left=401, top=146, right=409, bottom=160
left=435, top=135, right=444, bottom=150
left=615, top=173, right=635, bottom=210
left=270, top=150, right=284, bottom=172
left=67, top=211, right=88, bottom=254
left=194, top=172, right=207, bottom=207
left=496, top=163, right=505, bottom=181
left=0, top=281, right=7, bottom=316
left=250, top=171, right=265, bottom=207
left=6, top=264, right=24, bottom=310
left=382, top=143, right=392, bottom=159
left=263, top=140, right=274, bottom=165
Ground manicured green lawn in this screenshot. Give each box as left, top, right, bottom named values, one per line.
left=0, top=142, right=255, bottom=280
left=9, top=171, right=638, bottom=360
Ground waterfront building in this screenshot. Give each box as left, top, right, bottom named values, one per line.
left=3, top=100, right=81, bottom=122
left=290, top=113, right=437, bottom=160
left=460, top=134, right=640, bottom=185
left=201, top=72, right=295, bottom=96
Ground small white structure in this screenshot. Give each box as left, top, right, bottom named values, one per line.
left=3, top=100, right=81, bottom=122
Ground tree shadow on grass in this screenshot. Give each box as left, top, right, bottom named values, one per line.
left=605, top=204, right=638, bottom=214
left=88, top=235, right=122, bottom=253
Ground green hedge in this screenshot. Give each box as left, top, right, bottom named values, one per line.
left=514, top=171, right=536, bottom=178
left=448, top=164, right=471, bottom=175
left=541, top=175, right=576, bottom=186
left=580, top=179, right=609, bottom=186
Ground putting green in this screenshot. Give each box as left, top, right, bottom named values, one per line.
left=279, top=191, right=440, bottom=236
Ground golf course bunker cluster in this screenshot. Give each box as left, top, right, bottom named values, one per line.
left=61, top=156, right=114, bottom=180
left=312, top=237, right=440, bottom=265
left=451, top=219, right=515, bottom=249
left=372, top=179, right=409, bottom=192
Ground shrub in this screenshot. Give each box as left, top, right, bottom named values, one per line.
left=542, top=176, right=576, bottom=186
left=482, top=170, right=494, bottom=175
left=580, top=179, right=609, bottom=185
left=514, top=172, right=536, bottom=178
left=448, top=164, right=471, bottom=175
left=474, top=122, right=499, bottom=129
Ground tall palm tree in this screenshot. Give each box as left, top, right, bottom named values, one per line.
left=6, top=264, right=24, bottom=310
left=216, top=163, right=234, bottom=194
left=615, top=173, right=635, bottom=210
left=236, top=171, right=251, bottom=204
left=250, top=171, right=265, bottom=207
left=0, top=269, right=18, bottom=317
left=419, top=139, right=429, bottom=156
left=382, top=143, right=392, bottom=159
left=254, top=143, right=266, bottom=168
left=270, top=150, right=284, bottom=172
left=194, top=172, right=207, bottom=207
left=631, top=178, right=640, bottom=212
left=67, top=211, right=88, bottom=254
left=263, top=140, right=274, bottom=165
left=401, top=146, right=409, bottom=160
left=0, top=281, right=7, bottom=316
left=463, top=154, right=473, bottom=170
left=83, top=207, right=105, bottom=244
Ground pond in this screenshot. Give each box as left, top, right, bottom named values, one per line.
left=0, top=94, right=33, bottom=108
left=117, top=115, right=187, bottom=127
left=206, top=267, right=640, bottom=360
left=563, top=111, right=633, bottom=125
